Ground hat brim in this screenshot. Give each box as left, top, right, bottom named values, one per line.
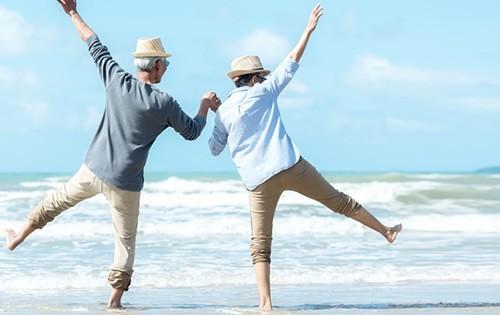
left=132, top=52, right=172, bottom=58
left=227, top=69, right=271, bottom=80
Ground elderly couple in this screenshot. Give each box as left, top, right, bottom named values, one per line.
left=4, top=0, right=401, bottom=310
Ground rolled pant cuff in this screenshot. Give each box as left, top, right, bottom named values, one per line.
left=108, top=270, right=133, bottom=291
left=251, top=252, right=271, bottom=265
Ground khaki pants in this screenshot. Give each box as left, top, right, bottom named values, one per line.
left=28, top=164, right=140, bottom=291
left=248, top=158, right=361, bottom=264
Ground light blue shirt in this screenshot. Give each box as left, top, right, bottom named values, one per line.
left=209, top=57, right=301, bottom=190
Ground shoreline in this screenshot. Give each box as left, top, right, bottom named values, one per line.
left=2, top=283, right=500, bottom=314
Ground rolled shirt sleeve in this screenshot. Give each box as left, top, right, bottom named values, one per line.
left=86, top=34, right=124, bottom=88
left=208, top=112, right=228, bottom=156
left=262, top=57, right=300, bottom=97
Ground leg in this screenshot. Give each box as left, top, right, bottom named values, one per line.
left=103, top=184, right=140, bottom=309
left=284, top=158, right=402, bottom=243
left=351, top=208, right=402, bottom=243
left=4, top=165, right=99, bottom=251
left=249, top=177, right=282, bottom=310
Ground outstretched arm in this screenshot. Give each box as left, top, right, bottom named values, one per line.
left=289, top=4, right=324, bottom=63
left=262, top=4, right=324, bottom=97
left=58, top=0, right=123, bottom=87
left=57, top=0, right=95, bottom=42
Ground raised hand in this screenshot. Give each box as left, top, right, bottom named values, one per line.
left=57, top=0, right=77, bottom=16
left=306, top=4, right=324, bottom=34
left=201, top=92, right=222, bottom=112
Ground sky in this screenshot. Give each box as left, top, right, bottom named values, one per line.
left=0, top=0, right=499, bottom=173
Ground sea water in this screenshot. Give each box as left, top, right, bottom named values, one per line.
left=0, top=172, right=499, bottom=314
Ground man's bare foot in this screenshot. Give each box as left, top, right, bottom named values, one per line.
left=384, top=224, right=402, bottom=243
left=107, top=288, right=125, bottom=310
left=106, top=303, right=124, bottom=311
left=4, top=228, right=19, bottom=251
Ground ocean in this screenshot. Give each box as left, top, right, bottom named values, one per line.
left=1, top=171, right=499, bottom=314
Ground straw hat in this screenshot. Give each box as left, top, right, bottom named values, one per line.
left=132, top=37, right=172, bottom=58
left=227, top=55, right=270, bottom=80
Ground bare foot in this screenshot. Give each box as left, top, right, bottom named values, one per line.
left=259, top=304, right=272, bottom=311
left=4, top=228, right=19, bottom=251
left=106, top=304, right=125, bottom=312
left=384, top=224, right=402, bottom=244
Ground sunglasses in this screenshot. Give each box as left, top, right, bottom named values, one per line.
left=256, top=74, right=267, bottom=81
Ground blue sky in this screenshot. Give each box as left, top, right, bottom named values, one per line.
left=0, top=0, right=499, bottom=173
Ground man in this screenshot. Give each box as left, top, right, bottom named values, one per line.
left=209, top=4, right=402, bottom=310
left=3, top=0, right=220, bottom=309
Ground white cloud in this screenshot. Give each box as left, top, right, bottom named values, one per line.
left=0, top=64, right=38, bottom=86
left=338, top=11, right=359, bottom=33
left=448, top=97, right=500, bottom=111
left=0, top=6, right=34, bottom=56
left=348, top=54, right=500, bottom=87
left=84, top=106, right=103, bottom=130
left=61, top=106, right=103, bottom=131
left=280, top=80, right=314, bottom=109
left=280, top=96, right=314, bottom=109
left=21, top=103, right=49, bottom=125
left=225, top=28, right=290, bottom=65
left=385, top=117, right=437, bottom=133
left=329, top=110, right=365, bottom=131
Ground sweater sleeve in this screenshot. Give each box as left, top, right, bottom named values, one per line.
left=86, top=34, right=124, bottom=88
left=165, top=96, right=206, bottom=141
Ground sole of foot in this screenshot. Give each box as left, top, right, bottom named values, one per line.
left=385, top=224, right=402, bottom=244
left=3, top=228, right=17, bottom=251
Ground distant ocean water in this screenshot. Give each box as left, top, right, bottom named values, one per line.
left=0, top=171, right=499, bottom=313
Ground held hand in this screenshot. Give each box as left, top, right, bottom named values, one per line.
left=306, top=4, right=324, bottom=33
left=57, top=0, right=77, bottom=16
left=201, top=91, right=222, bottom=112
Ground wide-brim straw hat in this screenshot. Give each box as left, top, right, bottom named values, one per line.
left=227, top=55, right=270, bottom=80
left=132, top=37, right=172, bottom=58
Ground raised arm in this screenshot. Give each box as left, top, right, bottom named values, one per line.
left=262, top=4, right=324, bottom=97
left=57, top=0, right=123, bottom=87
left=289, top=4, right=324, bottom=63
left=57, top=0, right=95, bottom=41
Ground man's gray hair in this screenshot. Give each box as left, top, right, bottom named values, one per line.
left=134, top=57, right=165, bottom=72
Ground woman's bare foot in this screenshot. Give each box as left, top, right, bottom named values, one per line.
left=384, top=224, right=402, bottom=243
left=259, top=303, right=272, bottom=311
left=4, top=229, right=20, bottom=251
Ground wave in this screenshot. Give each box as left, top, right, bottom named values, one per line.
left=2, top=212, right=500, bottom=240
left=2, top=264, right=500, bottom=291
left=9, top=175, right=500, bottom=208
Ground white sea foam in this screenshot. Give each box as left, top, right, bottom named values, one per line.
left=2, top=264, right=500, bottom=291
left=404, top=214, right=500, bottom=233
left=2, top=211, right=499, bottom=240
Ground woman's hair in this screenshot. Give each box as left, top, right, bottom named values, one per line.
left=134, top=57, right=165, bottom=72
left=234, top=73, right=256, bottom=87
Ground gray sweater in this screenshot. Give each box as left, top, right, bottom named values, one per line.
left=84, top=35, right=206, bottom=191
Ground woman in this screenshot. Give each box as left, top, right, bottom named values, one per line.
left=208, top=4, right=401, bottom=310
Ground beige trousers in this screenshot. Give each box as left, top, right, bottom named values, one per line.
left=28, top=164, right=140, bottom=291
left=248, top=158, right=361, bottom=264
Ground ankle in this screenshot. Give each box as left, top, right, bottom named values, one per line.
left=107, top=301, right=122, bottom=309
left=260, top=298, right=272, bottom=310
